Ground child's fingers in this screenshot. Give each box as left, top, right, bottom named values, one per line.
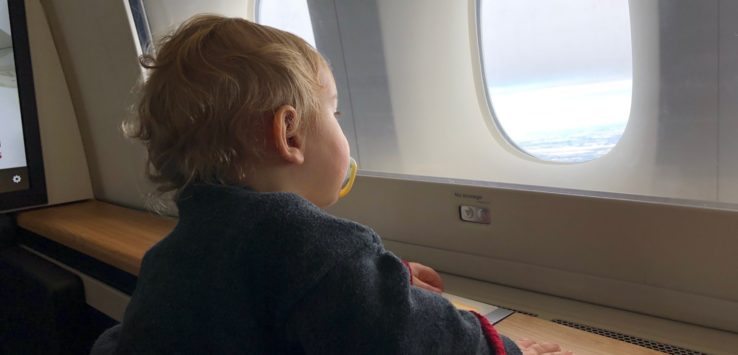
left=540, top=342, right=562, bottom=351
left=516, top=340, right=566, bottom=354
left=408, top=262, right=444, bottom=291
left=516, top=339, right=536, bottom=348
left=529, top=342, right=562, bottom=353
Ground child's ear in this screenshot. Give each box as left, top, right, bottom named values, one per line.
left=272, top=105, right=305, bottom=165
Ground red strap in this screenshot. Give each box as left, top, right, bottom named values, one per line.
left=401, top=260, right=413, bottom=285
left=470, top=310, right=506, bottom=355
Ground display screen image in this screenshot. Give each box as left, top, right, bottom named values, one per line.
left=0, top=0, right=30, bottom=194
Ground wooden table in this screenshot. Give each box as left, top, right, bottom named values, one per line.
left=16, top=200, right=175, bottom=275
left=16, top=200, right=663, bottom=354
left=496, top=313, right=662, bottom=354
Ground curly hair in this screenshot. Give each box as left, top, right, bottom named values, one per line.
left=125, top=14, right=327, bottom=195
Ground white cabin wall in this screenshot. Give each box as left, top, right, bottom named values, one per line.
left=330, top=172, right=738, bottom=332
left=652, top=1, right=719, bottom=202
left=370, top=0, right=728, bottom=204
left=24, top=0, right=92, bottom=206
left=40, top=0, right=150, bottom=209
left=719, top=1, right=738, bottom=202
left=376, top=0, right=653, bottom=196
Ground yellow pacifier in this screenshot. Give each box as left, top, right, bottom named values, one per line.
left=339, top=157, right=358, bottom=198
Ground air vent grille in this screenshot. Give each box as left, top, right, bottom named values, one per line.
left=551, top=319, right=705, bottom=355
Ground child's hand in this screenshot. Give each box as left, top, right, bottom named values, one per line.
left=408, top=262, right=444, bottom=293
left=515, top=339, right=572, bottom=355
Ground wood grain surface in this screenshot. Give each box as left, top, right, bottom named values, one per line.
left=16, top=200, right=175, bottom=275
left=496, top=313, right=664, bottom=354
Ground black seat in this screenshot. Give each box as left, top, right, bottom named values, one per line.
left=0, top=245, right=87, bottom=354
left=0, top=214, right=95, bottom=354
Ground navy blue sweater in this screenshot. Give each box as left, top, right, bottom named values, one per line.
left=93, top=184, right=520, bottom=354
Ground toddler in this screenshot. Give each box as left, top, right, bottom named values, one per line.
left=92, top=15, right=566, bottom=355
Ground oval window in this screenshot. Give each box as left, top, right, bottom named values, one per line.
left=479, top=0, right=633, bottom=163
left=256, top=0, right=316, bottom=48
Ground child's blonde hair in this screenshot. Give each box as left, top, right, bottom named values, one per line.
left=126, top=15, right=327, bottom=194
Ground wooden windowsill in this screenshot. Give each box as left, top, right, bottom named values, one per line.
left=16, top=200, right=175, bottom=276
left=16, top=200, right=664, bottom=354
left=496, top=313, right=661, bottom=354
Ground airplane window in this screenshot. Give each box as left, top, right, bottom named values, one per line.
left=128, top=0, right=151, bottom=53
left=256, top=0, right=316, bottom=48
left=478, top=0, right=633, bottom=163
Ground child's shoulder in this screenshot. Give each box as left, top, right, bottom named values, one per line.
left=167, top=183, right=384, bottom=298
left=177, top=183, right=381, bottom=251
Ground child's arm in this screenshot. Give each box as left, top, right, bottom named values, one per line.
left=283, top=241, right=521, bottom=355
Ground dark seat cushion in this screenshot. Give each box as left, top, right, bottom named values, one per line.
left=0, top=246, right=85, bottom=354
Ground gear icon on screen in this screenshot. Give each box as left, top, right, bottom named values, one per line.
left=12, top=175, right=22, bottom=184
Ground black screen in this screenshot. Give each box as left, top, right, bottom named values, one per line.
left=0, top=0, right=46, bottom=211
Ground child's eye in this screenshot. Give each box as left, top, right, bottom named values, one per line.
left=334, top=111, right=342, bottom=118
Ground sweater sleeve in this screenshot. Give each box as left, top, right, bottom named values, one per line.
left=284, top=239, right=521, bottom=355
